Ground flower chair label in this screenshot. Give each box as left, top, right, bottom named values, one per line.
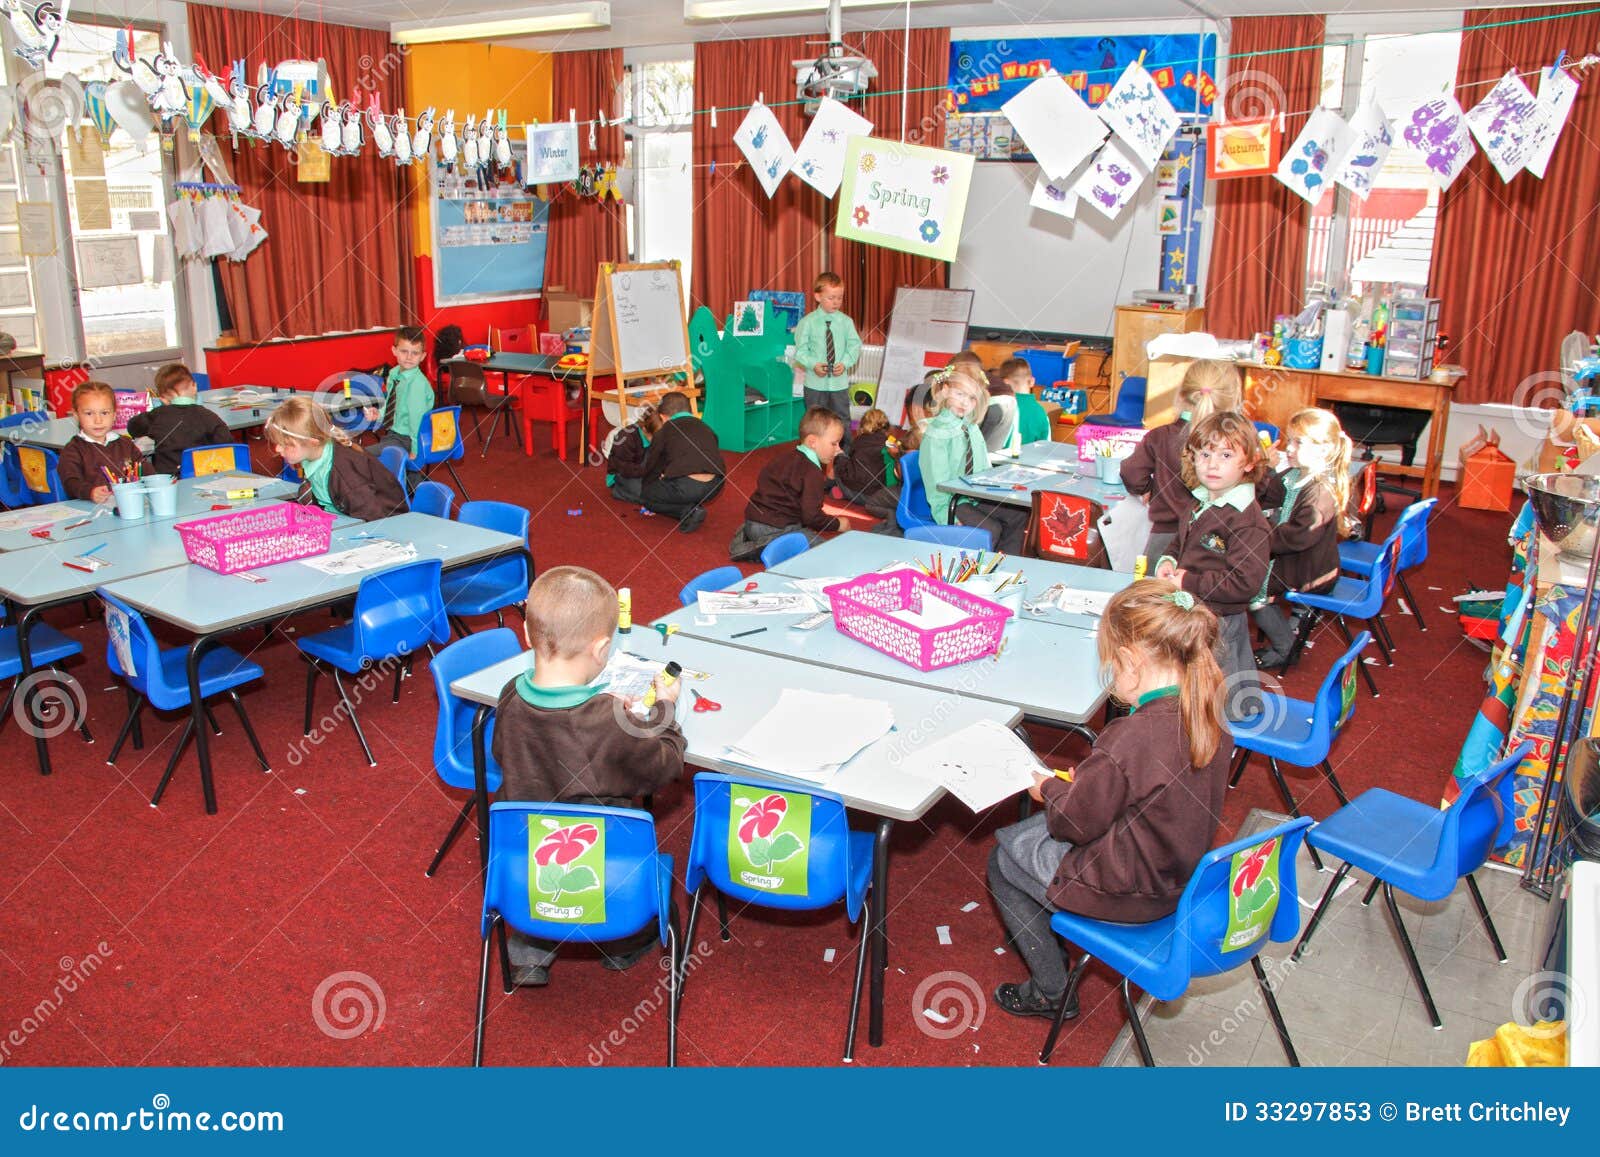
left=528, top=817, right=606, bottom=924
left=728, top=789, right=810, bottom=895
left=1224, top=836, right=1280, bottom=950
left=1337, top=658, right=1359, bottom=729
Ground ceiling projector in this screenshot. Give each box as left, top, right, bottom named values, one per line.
left=792, top=0, right=875, bottom=114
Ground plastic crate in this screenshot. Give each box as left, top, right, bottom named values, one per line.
left=823, top=569, right=1012, bottom=671
left=1015, top=348, right=1073, bottom=387
left=175, top=502, right=336, bottom=575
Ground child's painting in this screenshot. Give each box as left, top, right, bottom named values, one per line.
left=1525, top=65, right=1577, bottom=179
left=1028, top=170, right=1077, bottom=220
left=1069, top=138, right=1146, bottom=221
left=733, top=100, right=796, bottom=199
left=1001, top=73, right=1106, bottom=180
left=1094, top=60, right=1180, bottom=171
left=793, top=96, right=872, bottom=198
left=731, top=300, right=764, bottom=337
left=1274, top=107, right=1350, bottom=204
left=1332, top=100, right=1393, bottom=200
left=835, top=137, right=974, bottom=262
left=1464, top=69, right=1540, bottom=183
left=1394, top=95, right=1475, bottom=189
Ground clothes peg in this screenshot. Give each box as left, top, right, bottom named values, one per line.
left=710, top=105, right=717, bottom=128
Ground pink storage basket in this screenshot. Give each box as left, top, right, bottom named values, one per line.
left=175, top=502, right=336, bottom=575
left=823, top=569, right=1012, bottom=671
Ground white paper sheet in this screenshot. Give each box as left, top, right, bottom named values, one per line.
left=1525, top=65, right=1577, bottom=179
left=299, top=539, right=418, bottom=575
left=1002, top=74, right=1107, bottom=180
left=1095, top=61, right=1180, bottom=171
left=193, top=473, right=280, bottom=493
left=725, top=688, right=894, bottom=781
left=1333, top=99, right=1394, bottom=200
left=1072, top=139, right=1146, bottom=220
left=1028, top=169, right=1079, bottom=220
left=597, top=650, right=665, bottom=702
left=697, top=590, right=818, bottom=616
left=734, top=101, right=796, bottom=199
left=1464, top=69, right=1541, bottom=183
left=1098, top=497, right=1152, bottom=573
left=0, top=502, right=81, bottom=529
left=1275, top=108, right=1351, bottom=204
left=1394, top=95, right=1476, bottom=189
left=900, top=718, right=1041, bottom=813
left=793, top=97, right=872, bottom=198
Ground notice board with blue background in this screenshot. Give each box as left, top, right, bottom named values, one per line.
left=430, top=142, right=549, bottom=305
left=948, top=34, right=1217, bottom=116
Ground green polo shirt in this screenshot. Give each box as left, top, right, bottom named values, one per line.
left=514, top=674, right=604, bottom=709
left=1130, top=686, right=1180, bottom=713
left=300, top=443, right=335, bottom=511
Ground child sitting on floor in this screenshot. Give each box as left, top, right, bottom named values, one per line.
left=58, top=380, right=144, bottom=503
left=491, top=565, right=686, bottom=986
left=1251, top=407, right=1354, bottom=668
left=987, top=578, right=1230, bottom=1019
left=831, top=406, right=901, bottom=524
left=634, top=392, right=725, bottom=534
left=265, top=397, right=408, bottom=523
left=128, top=363, right=233, bottom=477
left=605, top=405, right=664, bottom=506
left=730, top=407, right=851, bottom=561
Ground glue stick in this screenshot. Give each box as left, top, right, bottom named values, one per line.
left=641, top=661, right=681, bottom=709
left=1134, top=555, right=1148, bottom=580
left=618, top=587, right=632, bottom=633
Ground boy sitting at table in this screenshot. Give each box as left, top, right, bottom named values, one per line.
left=59, top=380, right=144, bottom=503
left=491, top=565, right=687, bottom=986
left=999, top=358, right=1052, bottom=446
left=368, top=326, right=436, bottom=459
left=729, top=407, right=852, bottom=561
left=127, top=363, right=233, bottom=477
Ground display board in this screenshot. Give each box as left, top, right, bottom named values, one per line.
left=877, top=287, right=975, bottom=424
left=430, top=144, right=549, bottom=305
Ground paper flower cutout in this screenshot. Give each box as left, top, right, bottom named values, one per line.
left=852, top=205, right=870, bottom=226
left=931, top=165, right=949, bottom=184
left=919, top=219, right=941, bottom=244
left=858, top=152, right=876, bottom=173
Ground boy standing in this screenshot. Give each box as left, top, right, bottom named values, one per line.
left=636, top=392, right=725, bottom=533
left=370, top=326, right=436, bottom=457
left=730, top=407, right=851, bottom=561
left=128, top=363, right=233, bottom=476
left=58, top=381, right=144, bottom=502
left=491, top=566, right=686, bottom=986
left=792, top=272, right=861, bottom=448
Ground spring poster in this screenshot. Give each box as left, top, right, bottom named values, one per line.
left=835, top=137, right=973, bottom=262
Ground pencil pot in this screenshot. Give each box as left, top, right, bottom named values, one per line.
left=959, top=573, right=1027, bottom=618
left=112, top=482, right=146, bottom=519
left=175, top=502, right=336, bottom=574
left=823, top=569, right=1012, bottom=671
left=143, top=474, right=177, bottom=517
left=1096, top=453, right=1126, bottom=486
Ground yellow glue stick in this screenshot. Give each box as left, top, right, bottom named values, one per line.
left=1134, top=555, right=1148, bottom=580
left=641, top=661, right=681, bottom=708
left=618, top=587, right=632, bottom=633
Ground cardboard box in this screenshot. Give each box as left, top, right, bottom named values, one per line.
left=1143, top=354, right=1199, bottom=424
left=1458, top=427, right=1516, bottom=511
left=544, top=290, right=593, bottom=334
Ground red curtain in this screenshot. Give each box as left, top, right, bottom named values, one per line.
left=187, top=4, right=412, bottom=343
left=827, top=26, right=951, bottom=341
left=692, top=35, right=829, bottom=320
left=1432, top=6, right=1600, bottom=405
left=543, top=49, right=627, bottom=298
left=1205, top=15, right=1326, bottom=340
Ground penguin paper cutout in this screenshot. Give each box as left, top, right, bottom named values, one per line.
left=493, top=113, right=512, bottom=168
left=273, top=93, right=301, bottom=149
left=134, top=41, right=188, bottom=124
left=462, top=114, right=480, bottom=168
left=476, top=110, right=495, bottom=164
left=367, top=95, right=393, bottom=157
left=318, top=100, right=341, bottom=154
left=411, top=107, right=434, bottom=162
left=251, top=82, right=277, bottom=139
left=225, top=61, right=254, bottom=140
left=437, top=108, right=457, bottom=168
left=339, top=98, right=363, bottom=155
left=6, top=0, right=64, bottom=69
left=391, top=110, right=412, bottom=164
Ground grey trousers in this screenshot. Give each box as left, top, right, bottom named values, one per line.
left=988, top=813, right=1075, bottom=1000
left=1217, top=611, right=1260, bottom=718
left=954, top=499, right=1030, bottom=554
left=609, top=475, right=644, bottom=504
left=803, top=386, right=852, bottom=449
left=1143, top=530, right=1176, bottom=566
left=729, top=519, right=827, bottom=562
left=1251, top=602, right=1299, bottom=656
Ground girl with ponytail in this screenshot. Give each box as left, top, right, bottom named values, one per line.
left=987, top=578, right=1231, bottom=1021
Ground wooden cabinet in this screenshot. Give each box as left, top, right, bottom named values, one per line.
left=1111, top=305, right=1206, bottom=411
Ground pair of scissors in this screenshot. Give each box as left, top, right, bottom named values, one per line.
left=690, top=689, right=721, bottom=712
left=655, top=623, right=679, bottom=646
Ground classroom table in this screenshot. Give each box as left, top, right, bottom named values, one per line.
left=665, top=532, right=1127, bottom=738
left=449, top=628, right=1024, bottom=1055
left=939, top=440, right=1128, bottom=510
left=102, top=512, right=530, bottom=814
left=440, top=354, right=590, bottom=461
left=0, top=475, right=298, bottom=553
left=0, top=388, right=366, bottom=451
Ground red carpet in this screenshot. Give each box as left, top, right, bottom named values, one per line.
left=0, top=429, right=1516, bottom=1067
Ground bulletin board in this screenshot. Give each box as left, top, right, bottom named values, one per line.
left=429, top=143, right=549, bottom=306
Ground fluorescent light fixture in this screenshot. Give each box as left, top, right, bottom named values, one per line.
left=685, top=0, right=946, bottom=21
left=392, top=2, right=610, bottom=44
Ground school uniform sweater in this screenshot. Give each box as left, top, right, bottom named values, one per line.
left=1037, top=689, right=1230, bottom=922
left=1161, top=482, right=1272, bottom=617
left=126, top=399, right=232, bottom=477
left=491, top=675, right=686, bottom=805
left=292, top=441, right=408, bottom=523
left=1256, top=468, right=1342, bottom=599
left=1015, top=393, right=1051, bottom=445
left=832, top=429, right=895, bottom=497
left=1120, top=417, right=1190, bottom=534
left=606, top=423, right=650, bottom=484
left=744, top=446, right=838, bottom=533
left=57, top=433, right=144, bottom=500
left=634, top=414, right=724, bottom=481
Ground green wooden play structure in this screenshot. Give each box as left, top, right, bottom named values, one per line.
left=690, top=302, right=805, bottom=452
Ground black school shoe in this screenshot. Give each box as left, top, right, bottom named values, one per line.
left=994, top=981, right=1078, bottom=1021
left=511, top=965, right=550, bottom=987
left=600, top=941, right=657, bottom=972
left=677, top=507, right=707, bottom=534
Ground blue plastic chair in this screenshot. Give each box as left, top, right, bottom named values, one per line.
left=16, top=445, right=67, bottom=503
left=409, top=406, right=470, bottom=499
left=0, top=603, right=86, bottom=749
left=330, top=373, right=384, bottom=437
left=1340, top=497, right=1437, bottom=632
left=1083, top=375, right=1147, bottom=427
left=377, top=445, right=408, bottom=490
left=1293, top=744, right=1531, bottom=1028
left=679, top=772, right=874, bottom=1060
left=190, top=372, right=210, bottom=391
left=679, top=566, right=742, bottom=607
left=440, top=501, right=530, bottom=635
left=896, top=449, right=937, bottom=533
left=179, top=442, right=251, bottom=479
left=1040, top=817, right=1314, bottom=1066
left=1253, top=421, right=1280, bottom=446
left=410, top=480, right=455, bottom=519
left=277, top=460, right=301, bottom=485
left=759, top=531, right=810, bottom=569
left=425, top=628, right=518, bottom=877
left=99, top=591, right=268, bottom=805
left=1229, top=633, right=1372, bottom=869
left=1282, top=535, right=1400, bottom=696
left=296, top=558, right=450, bottom=766
left=475, top=801, right=679, bottom=1066
left=0, top=413, right=45, bottom=507
left=906, top=523, right=994, bottom=551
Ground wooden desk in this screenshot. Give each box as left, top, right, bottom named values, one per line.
left=1243, top=365, right=1458, bottom=500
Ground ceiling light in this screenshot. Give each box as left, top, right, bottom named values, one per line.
left=392, top=3, right=610, bottom=45
left=685, top=0, right=947, bottom=21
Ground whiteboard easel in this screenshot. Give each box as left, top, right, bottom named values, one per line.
left=582, top=261, right=700, bottom=464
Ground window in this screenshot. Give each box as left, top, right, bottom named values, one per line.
left=35, top=21, right=186, bottom=361
left=622, top=59, right=693, bottom=292
left=1306, top=30, right=1462, bottom=296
